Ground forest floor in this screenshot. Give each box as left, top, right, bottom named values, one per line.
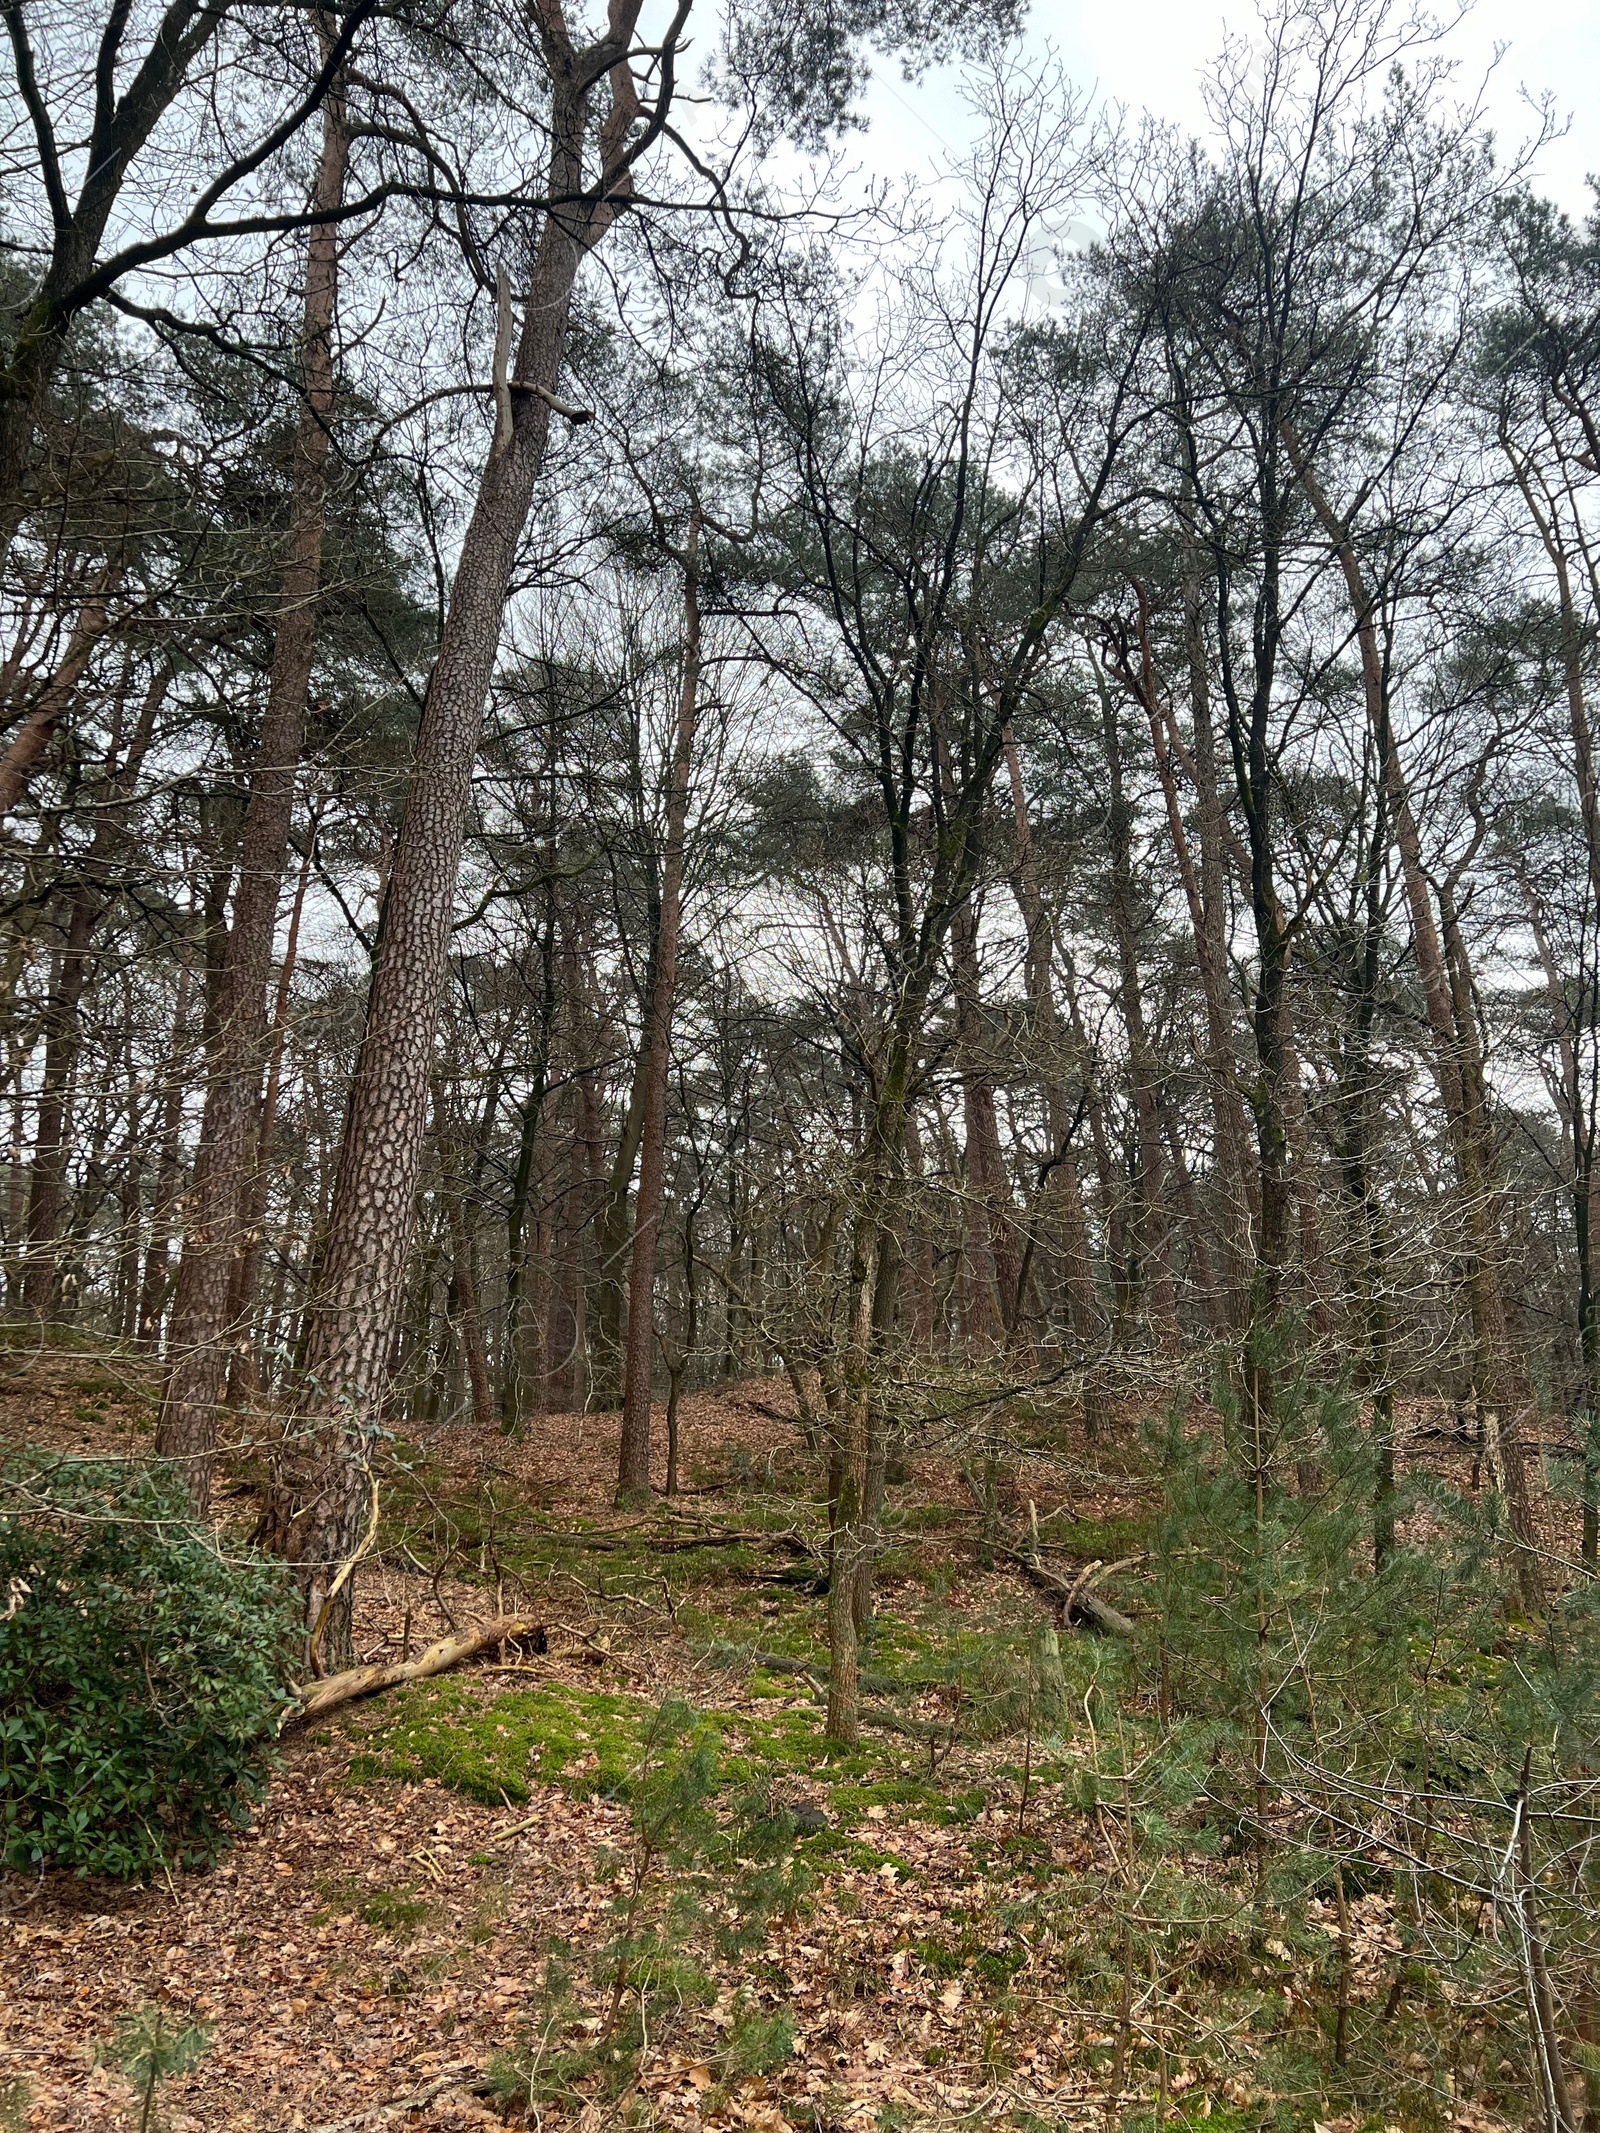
left=0, top=1338, right=1561, bottom=2133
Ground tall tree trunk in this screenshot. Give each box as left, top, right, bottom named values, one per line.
left=617, top=510, right=701, bottom=1503
left=156, top=72, right=349, bottom=1507
left=269, top=16, right=655, bottom=1664
left=502, top=886, right=557, bottom=1429
left=445, top=1181, right=495, bottom=1433
left=1286, top=418, right=1543, bottom=1606
left=23, top=897, right=96, bottom=1316
left=224, top=822, right=317, bottom=1412
left=138, top=945, right=195, bottom=1346
left=1505, top=440, right=1600, bottom=1564
left=21, top=674, right=164, bottom=1315
left=1000, top=723, right=1102, bottom=1409
left=1096, top=664, right=1179, bottom=1352
left=1120, top=571, right=1252, bottom=1331
left=951, top=885, right=1025, bottom=1352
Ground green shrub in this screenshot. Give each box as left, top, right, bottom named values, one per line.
left=0, top=1454, right=296, bottom=1880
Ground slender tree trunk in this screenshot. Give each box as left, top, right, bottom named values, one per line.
left=502, top=888, right=557, bottom=1429
left=1279, top=990, right=1336, bottom=1345
left=825, top=1221, right=878, bottom=1747
left=591, top=987, right=655, bottom=1405
left=23, top=899, right=96, bottom=1316
left=1000, top=722, right=1102, bottom=1383
left=951, top=886, right=1025, bottom=1351
left=1124, top=571, right=1252, bottom=1331
left=1097, top=665, right=1179, bottom=1352
left=1286, top=419, right=1543, bottom=1605
left=156, top=75, right=349, bottom=1507
left=224, top=823, right=317, bottom=1412
left=0, top=572, right=120, bottom=823
left=617, top=511, right=701, bottom=1503
left=1505, top=445, right=1600, bottom=1565
left=445, top=1182, right=495, bottom=1433
left=139, top=947, right=195, bottom=1346
left=1337, top=783, right=1397, bottom=1567
left=21, top=675, right=163, bottom=1315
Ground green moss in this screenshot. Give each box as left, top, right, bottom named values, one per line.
left=346, top=1680, right=652, bottom=1804
left=1035, top=1513, right=1152, bottom=1561
left=912, top=1932, right=1026, bottom=1990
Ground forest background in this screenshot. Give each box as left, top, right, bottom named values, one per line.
left=6, top=0, right=1600, bottom=2126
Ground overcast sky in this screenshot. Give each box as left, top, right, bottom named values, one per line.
left=848, top=0, right=1598, bottom=217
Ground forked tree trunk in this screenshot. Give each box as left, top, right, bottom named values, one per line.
left=617, top=510, right=701, bottom=1503
left=156, top=73, right=349, bottom=1509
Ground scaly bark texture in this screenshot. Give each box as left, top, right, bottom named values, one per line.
left=157, top=70, right=349, bottom=1507
left=276, top=3, right=663, bottom=1665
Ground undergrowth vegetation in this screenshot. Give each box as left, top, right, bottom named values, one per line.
left=315, top=1371, right=1600, bottom=2131
left=0, top=1452, right=295, bottom=1881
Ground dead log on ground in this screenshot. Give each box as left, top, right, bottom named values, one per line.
left=1005, top=1545, right=1138, bottom=1637
left=285, top=1616, right=546, bottom=1727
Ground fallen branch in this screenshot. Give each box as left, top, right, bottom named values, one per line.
left=529, top=1524, right=792, bottom=1554
left=285, top=1616, right=545, bottom=1727
left=1007, top=1542, right=1138, bottom=1638
left=545, top=1618, right=652, bottom=1679
left=742, top=1650, right=949, bottom=1741
left=744, top=1644, right=905, bottom=1697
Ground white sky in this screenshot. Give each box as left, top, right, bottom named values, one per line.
left=850, top=0, right=1599, bottom=217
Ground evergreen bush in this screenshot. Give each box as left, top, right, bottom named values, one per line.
left=0, top=1453, right=296, bottom=1881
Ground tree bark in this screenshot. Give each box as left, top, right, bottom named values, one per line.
left=223, top=822, right=317, bottom=1412
left=617, top=509, right=701, bottom=1503
left=0, top=573, right=119, bottom=822
left=274, top=10, right=656, bottom=1663
left=1096, top=663, right=1179, bottom=1352
left=138, top=945, right=196, bottom=1346
left=156, top=69, right=349, bottom=1507
left=1284, top=416, right=1544, bottom=1605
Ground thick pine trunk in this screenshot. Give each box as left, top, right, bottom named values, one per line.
left=274, top=27, right=643, bottom=1660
